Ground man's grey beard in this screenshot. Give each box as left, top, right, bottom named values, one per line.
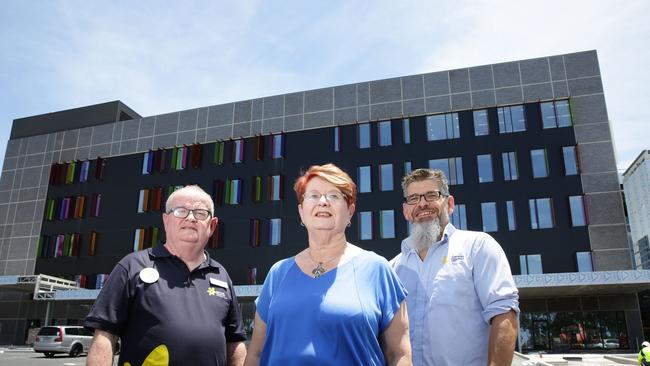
left=409, top=210, right=449, bottom=251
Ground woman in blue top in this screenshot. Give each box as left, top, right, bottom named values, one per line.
left=244, top=163, right=412, bottom=366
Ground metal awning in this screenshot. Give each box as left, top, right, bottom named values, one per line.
left=514, top=270, right=650, bottom=297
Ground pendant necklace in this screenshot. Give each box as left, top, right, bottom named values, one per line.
left=308, top=245, right=346, bottom=278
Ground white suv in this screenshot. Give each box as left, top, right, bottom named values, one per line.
left=33, top=326, right=93, bottom=358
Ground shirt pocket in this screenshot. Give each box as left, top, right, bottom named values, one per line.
left=430, top=260, right=479, bottom=309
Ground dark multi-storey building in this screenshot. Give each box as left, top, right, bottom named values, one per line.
left=1, top=50, right=648, bottom=351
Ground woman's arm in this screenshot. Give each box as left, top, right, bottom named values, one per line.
left=243, top=312, right=267, bottom=366
left=380, top=300, right=412, bottom=366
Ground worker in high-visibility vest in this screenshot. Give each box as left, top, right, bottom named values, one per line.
left=638, top=341, right=650, bottom=365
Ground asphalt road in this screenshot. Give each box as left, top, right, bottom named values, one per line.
left=0, top=349, right=117, bottom=366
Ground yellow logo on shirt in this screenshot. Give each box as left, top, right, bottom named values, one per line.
left=207, top=287, right=217, bottom=296
left=442, top=256, right=449, bottom=265
left=124, top=344, right=169, bottom=366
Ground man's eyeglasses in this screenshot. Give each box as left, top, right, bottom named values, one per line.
left=404, top=191, right=447, bottom=205
left=303, top=191, right=345, bottom=203
left=168, top=207, right=212, bottom=220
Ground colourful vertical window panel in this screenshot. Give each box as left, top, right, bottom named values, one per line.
left=61, top=197, right=71, bottom=220
left=79, top=161, right=90, bottom=182
left=65, top=161, right=76, bottom=184
left=227, top=179, right=242, bottom=205
left=271, top=134, right=284, bottom=158
left=269, top=218, right=281, bottom=246
left=90, top=194, right=101, bottom=217
left=254, top=136, right=264, bottom=161
left=133, top=228, right=145, bottom=252
left=252, top=176, right=263, bottom=203
left=74, top=195, right=85, bottom=219
left=88, top=231, right=98, bottom=256
left=45, top=199, right=55, bottom=221
left=213, top=180, right=225, bottom=207
left=209, top=224, right=221, bottom=249
left=190, top=144, right=202, bottom=169
left=95, top=157, right=105, bottom=180
left=248, top=267, right=258, bottom=285
left=71, top=233, right=81, bottom=256
left=232, top=139, right=244, bottom=163
left=250, top=219, right=261, bottom=247
left=269, top=175, right=283, bottom=201
left=151, top=227, right=160, bottom=247
left=214, top=141, right=225, bottom=165
left=142, top=151, right=153, bottom=174
left=55, top=234, right=65, bottom=258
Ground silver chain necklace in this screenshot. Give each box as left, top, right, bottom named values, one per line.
left=307, top=245, right=346, bottom=278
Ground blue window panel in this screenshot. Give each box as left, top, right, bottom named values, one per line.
left=481, top=202, right=498, bottom=232
left=473, top=109, right=489, bottom=136
left=519, top=255, right=528, bottom=275
left=404, top=161, right=412, bottom=175
left=562, top=146, right=579, bottom=175
left=502, top=152, right=518, bottom=181
left=380, top=210, right=395, bottom=239
left=334, top=127, right=340, bottom=152
left=379, top=164, right=393, bottom=191
left=359, top=211, right=373, bottom=240
left=429, top=157, right=463, bottom=185
left=269, top=218, right=281, bottom=246
left=426, top=113, right=459, bottom=141
left=358, top=166, right=371, bottom=193
left=506, top=201, right=517, bottom=231
left=270, top=175, right=282, bottom=201
left=540, top=102, right=557, bottom=129
left=477, top=154, right=493, bottom=183
left=531, top=149, right=549, bottom=178
left=576, top=251, right=593, bottom=272
left=569, top=195, right=587, bottom=227
left=527, top=255, right=543, bottom=274
left=378, top=120, right=392, bottom=147
left=358, top=124, right=370, bottom=149
left=271, top=135, right=283, bottom=158
left=498, top=105, right=526, bottom=133
left=451, top=204, right=467, bottom=230
left=233, top=139, right=244, bottom=163
left=402, top=118, right=411, bottom=144
left=555, top=100, right=572, bottom=127
left=529, top=198, right=554, bottom=229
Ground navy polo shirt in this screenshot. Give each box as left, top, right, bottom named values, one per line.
left=85, top=245, right=246, bottom=366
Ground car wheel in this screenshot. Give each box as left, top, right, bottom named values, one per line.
left=44, top=352, right=55, bottom=358
left=69, top=344, right=83, bottom=357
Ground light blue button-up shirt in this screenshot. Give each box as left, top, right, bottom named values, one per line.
left=390, top=224, right=519, bottom=366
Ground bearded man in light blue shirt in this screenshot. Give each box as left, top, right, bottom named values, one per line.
left=391, top=168, right=519, bottom=366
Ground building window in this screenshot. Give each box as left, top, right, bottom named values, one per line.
left=80, top=160, right=90, bottom=182
left=253, top=136, right=264, bottom=161
left=498, top=105, right=526, bottom=133
left=562, top=146, right=579, bottom=175
left=378, top=120, right=392, bottom=147
left=214, top=141, right=225, bottom=165
left=334, top=127, right=341, bottom=152
left=481, top=202, right=498, bottom=232
left=232, top=139, right=244, bottom=163
left=142, top=151, right=153, bottom=175
left=358, top=166, right=371, bottom=193
left=248, top=267, right=258, bottom=285
left=359, top=211, right=373, bottom=240
left=402, top=118, right=411, bottom=144
left=171, top=146, right=188, bottom=170
left=473, top=109, right=489, bottom=136
left=576, top=252, right=593, bottom=272
left=137, top=189, right=149, bottom=213
left=268, top=175, right=283, bottom=201
left=429, top=157, right=463, bottom=185
left=358, top=123, right=370, bottom=149
left=271, top=134, right=284, bottom=159
left=209, top=224, right=222, bottom=249
left=90, top=194, right=101, bottom=217
left=541, top=100, right=572, bottom=129
left=529, top=198, right=554, bottom=229
left=427, top=113, right=460, bottom=141
left=404, top=162, right=412, bottom=175
left=380, top=210, right=395, bottom=239
left=506, top=201, right=517, bottom=231
left=250, top=219, right=261, bottom=247
left=379, top=164, right=393, bottom=191
left=451, top=204, right=467, bottom=230
left=226, top=178, right=242, bottom=205
left=269, top=218, right=281, bottom=246
left=477, top=154, right=494, bottom=183
left=530, top=149, right=549, bottom=178
left=252, top=176, right=263, bottom=203
left=520, top=254, right=543, bottom=274
left=502, top=152, right=519, bottom=181
left=569, top=195, right=587, bottom=227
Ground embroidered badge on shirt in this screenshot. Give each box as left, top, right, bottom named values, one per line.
left=209, top=278, right=228, bottom=289
left=451, top=255, right=464, bottom=262
left=442, top=256, right=449, bottom=265
left=207, top=287, right=217, bottom=296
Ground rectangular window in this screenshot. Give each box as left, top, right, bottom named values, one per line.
left=269, top=175, right=283, bottom=201
left=402, top=118, right=411, bottom=144
left=171, top=146, right=187, bottom=170
left=379, top=164, right=393, bottom=191
left=248, top=267, right=258, bottom=285
left=520, top=254, right=543, bottom=274
left=189, top=143, right=202, bottom=169
left=253, top=136, right=264, bottom=161
left=481, top=202, right=498, bottom=232
left=95, top=157, right=105, bottom=180
left=529, top=198, right=555, bottom=229
left=358, top=166, right=372, bottom=193
left=80, top=160, right=90, bottom=182
left=74, top=195, right=86, bottom=219
left=269, top=218, right=281, bottom=246
left=226, top=179, right=242, bottom=205
left=88, top=231, right=98, bottom=256
left=426, top=113, right=460, bottom=141
left=541, top=100, right=572, bottom=129
left=137, top=189, right=148, bottom=213
left=214, top=141, right=225, bottom=165
left=232, top=139, right=244, bottom=163
left=562, top=146, right=579, bottom=175
left=209, top=225, right=222, bottom=249
left=380, top=210, right=395, bottom=239
left=569, top=195, right=587, bottom=227
left=90, top=194, right=101, bottom=217
left=271, top=134, right=284, bottom=159
left=506, top=201, right=517, bottom=231
left=530, top=149, right=549, bottom=178
left=502, top=152, right=519, bottom=181
left=250, top=219, right=261, bottom=247
left=473, top=109, right=489, bottom=136
left=451, top=204, right=467, bottom=230
left=378, top=120, right=392, bottom=147
left=404, top=162, right=412, bottom=175
left=477, top=154, right=494, bottom=183
left=429, top=157, right=463, bottom=185
left=252, top=176, right=263, bottom=203
left=334, top=127, right=341, bottom=152
left=213, top=180, right=225, bottom=207
left=359, top=211, right=373, bottom=240
left=65, top=161, right=76, bottom=184
left=142, top=151, right=153, bottom=174
left=498, top=105, right=526, bottom=133
left=358, top=123, right=370, bottom=149
left=576, top=251, right=593, bottom=272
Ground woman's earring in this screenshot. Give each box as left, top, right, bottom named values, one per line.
left=347, top=221, right=351, bottom=227
left=300, top=221, right=305, bottom=227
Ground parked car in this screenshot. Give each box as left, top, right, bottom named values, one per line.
left=604, top=338, right=620, bottom=349
left=33, top=326, right=93, bottom=358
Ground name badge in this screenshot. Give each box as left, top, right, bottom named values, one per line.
left=210, top=278, right=228, bottom=289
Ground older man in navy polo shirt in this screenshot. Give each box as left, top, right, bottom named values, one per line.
left=86, top=185, right=246, bottom=366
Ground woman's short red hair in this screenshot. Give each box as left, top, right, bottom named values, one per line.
left=294, top=163, right=357, bottom=206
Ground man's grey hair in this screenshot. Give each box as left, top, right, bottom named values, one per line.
left=401, top=168, right=450, bottom=197
left=165, top=185, right=214, bottom=215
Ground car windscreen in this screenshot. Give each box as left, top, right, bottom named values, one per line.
left=37, top=327, right=60, bottom=336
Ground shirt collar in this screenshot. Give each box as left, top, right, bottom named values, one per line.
left=401, top=222, right=457, bottom=255
left=149, top=244, right=219, bottom=270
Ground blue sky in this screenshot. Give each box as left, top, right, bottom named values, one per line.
left=1, top=0, right=649, bottom=173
